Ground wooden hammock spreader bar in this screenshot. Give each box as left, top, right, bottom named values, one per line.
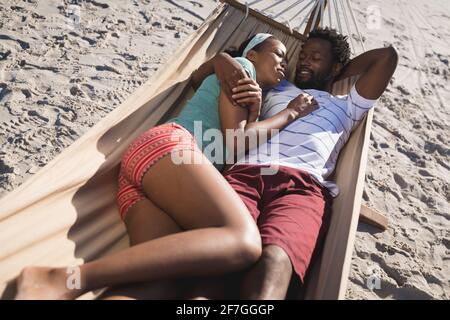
left=221, top=0, right=307, bottom=41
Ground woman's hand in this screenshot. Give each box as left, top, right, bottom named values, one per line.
left=213, top=53, right=248, bottom=104
left=231, top=78, right=262, bottom=122
left=286, top=94, right=319, bottom=120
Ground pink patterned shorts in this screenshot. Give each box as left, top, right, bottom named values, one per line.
left=117, top=123, right=200, bottom=220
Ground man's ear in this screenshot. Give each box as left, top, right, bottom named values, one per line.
left=332, top=62, right=344, bottom=78
left=246, top=50, right=258, bottom=62
left=332, top=62, right=344, bottom=79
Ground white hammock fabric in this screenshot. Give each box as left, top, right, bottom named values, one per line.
left=0, top=1, right=372, bottom=299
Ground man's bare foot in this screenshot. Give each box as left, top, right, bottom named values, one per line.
left=15, top=266, right=83, bottom=300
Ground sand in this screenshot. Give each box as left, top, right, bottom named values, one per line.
left=0, top=0, right=217, bottom=193
left=0, top=0, right=448, bottom=299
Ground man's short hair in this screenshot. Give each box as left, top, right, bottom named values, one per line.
left=308, top=28, right=351, bottom=65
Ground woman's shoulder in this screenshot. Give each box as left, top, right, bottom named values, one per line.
left=232, top=57, right=256, bottom=80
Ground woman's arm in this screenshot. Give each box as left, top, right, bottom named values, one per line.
left=192, top=53, right=248, bottom=103
left=219, top=82, right=318, bottom=162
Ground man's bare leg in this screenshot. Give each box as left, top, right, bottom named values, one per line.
left=240, top=245, right=293, bottom=299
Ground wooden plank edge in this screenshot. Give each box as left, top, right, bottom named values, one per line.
left=359, top=204, right=388, bottom=231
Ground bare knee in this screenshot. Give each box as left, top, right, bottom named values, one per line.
left=239, top=229, right=263, bottom=265
left=226, top=227, right=262, bottom=269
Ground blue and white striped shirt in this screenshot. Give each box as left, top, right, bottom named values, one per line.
left=236, top=80, right=377, bottom=196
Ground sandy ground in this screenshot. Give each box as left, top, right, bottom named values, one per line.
left=343, top=0, right=449, bottom=300
left=0, top=0, right=448, bottom=299
left=0, top=0, right=217, bottom=191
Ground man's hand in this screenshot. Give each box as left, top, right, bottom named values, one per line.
left=286, top=94, right=319, bottom=119
left=231, top=78, right=262, bottom=108
left=213, top=53, right=248, bottom=104
left=231, top=78, right=262, bottom=123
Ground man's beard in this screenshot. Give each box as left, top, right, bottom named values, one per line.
left=294, top=72, right=329, bottom=90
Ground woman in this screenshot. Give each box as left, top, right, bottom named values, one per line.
left=15, top=34, right=314, bottom=300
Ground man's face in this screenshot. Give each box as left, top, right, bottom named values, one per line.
left=294, top=38, right=335, bottom=90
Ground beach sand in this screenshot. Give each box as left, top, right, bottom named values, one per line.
left=0, top=0, right=448, bottom=299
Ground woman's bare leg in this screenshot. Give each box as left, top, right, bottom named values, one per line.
left=99, top=198, right=184, bottom=300
left=15, top=152, right=261, bottom=299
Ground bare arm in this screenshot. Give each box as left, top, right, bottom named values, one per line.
left=192, top=52, right=248, bottom=103
left=335, top=46, right=398, bottom=99
left=219, top=84, right=318, bottom=161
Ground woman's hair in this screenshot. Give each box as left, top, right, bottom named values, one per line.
left=225, top=35, right=275, bottom=58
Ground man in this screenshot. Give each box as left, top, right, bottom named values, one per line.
left=193, top=27, right=397, bottom=299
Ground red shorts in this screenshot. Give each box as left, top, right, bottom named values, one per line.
left=117, top=123, right=200, bottom=220
left=223, top=164, right=333, bottom=282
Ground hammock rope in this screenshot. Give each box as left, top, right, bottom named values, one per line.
left=297, top=1, right=317, bottom=32
left=309, top=0, right=324, bottom=32
left=230, top=0, right=366, bottom=56
left=273, top=0, right=307, bottom=20
left=287, top=0, right=314, bottom=26
left=319, top=0, right=325, bottom=28
left=346, top=0, right=366, bottom=52
left=260, top=0, right=285, bottom=12
left=341, top=0, right=356, bottom=54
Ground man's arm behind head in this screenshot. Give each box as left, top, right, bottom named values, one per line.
left=335, top=46, right=399, bottom=100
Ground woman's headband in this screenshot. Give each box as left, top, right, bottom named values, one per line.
left=242, top=33, right=273, bottom=58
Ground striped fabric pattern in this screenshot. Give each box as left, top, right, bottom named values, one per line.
left=237, top=80, right=377, bottom=196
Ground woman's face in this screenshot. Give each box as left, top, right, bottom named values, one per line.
left=248, top=38, right=287, bottom=88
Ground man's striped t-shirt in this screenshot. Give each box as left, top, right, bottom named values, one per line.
left=236, top=79, right=377, bottom=196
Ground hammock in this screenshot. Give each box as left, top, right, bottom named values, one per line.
left=0, top=0, right=373, bottom=299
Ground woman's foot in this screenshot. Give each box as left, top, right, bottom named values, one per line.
left=15, top=266, right=83, bottom=300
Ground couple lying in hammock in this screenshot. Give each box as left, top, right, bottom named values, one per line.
left=15, top=28, right=398, bottom=300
